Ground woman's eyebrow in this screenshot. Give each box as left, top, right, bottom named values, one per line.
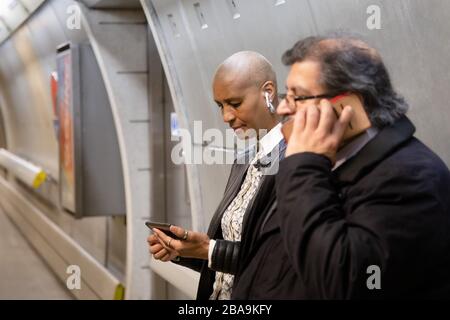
left=224, top=97, right=242, bottom=103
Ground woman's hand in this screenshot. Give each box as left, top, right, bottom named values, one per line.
left=147, top=233, right=178, bottom=262
left=152, top=225, right=210, bottom=260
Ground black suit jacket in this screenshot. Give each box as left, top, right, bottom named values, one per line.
left=233, top=117, right=450, bottom=299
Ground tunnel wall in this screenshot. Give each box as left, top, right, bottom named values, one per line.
left=144, top=0, right=450, bottom=226
left=0, top=0, right=127, bottom=299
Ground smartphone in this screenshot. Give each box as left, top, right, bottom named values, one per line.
left=145, top=221, right=181, bottom=240
left=281, top=93, right=372, bottom=143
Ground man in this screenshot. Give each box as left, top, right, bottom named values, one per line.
left=148, top=51, right=285, bottom=299
left=232, top=34, right=450, bottom=299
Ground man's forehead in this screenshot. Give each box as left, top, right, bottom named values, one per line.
left=286, top=60, right=321, bottom=90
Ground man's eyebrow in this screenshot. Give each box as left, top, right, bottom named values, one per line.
left=285, top=85, right=312, bottom=96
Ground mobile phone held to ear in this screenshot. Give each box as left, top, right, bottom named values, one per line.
left=145, top=221, right=182, bottom=240
left=328, top=93, right=372, bottom=141
left=281, top=93, right=372, bottom=143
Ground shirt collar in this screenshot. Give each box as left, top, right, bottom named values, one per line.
left=258, top=122, right=283, bottom=157
left=333, top=127, right=379, bottom=171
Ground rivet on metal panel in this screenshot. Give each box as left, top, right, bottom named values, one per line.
left=194, top=3, right=208, bottom=30
left=167, top=14, right=181, bottom=38
left=0, top=17, right=11, bottom=32
left=227, top=0, right=241, bottom=20
left=274, top=0, right=286, bottom=6
left=16, top=0, right=30, bottom=14
left=8, top=0, right=19, bottom=10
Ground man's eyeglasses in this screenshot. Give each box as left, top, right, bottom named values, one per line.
left=278, top=93, right=336, bottom=103
left=277, top=92, right=343, bottom=124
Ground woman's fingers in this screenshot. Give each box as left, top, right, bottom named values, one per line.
left=153, top=248, right=170, bottom=260
left=153, top=228, right=172, bottom=248
left=149, top=243, right=163, bottom=255
left=170, top=225, right=189, bottom=240
left=147, top=234, right=159, bottom=245
left=160, top=253, right=173, bottom=262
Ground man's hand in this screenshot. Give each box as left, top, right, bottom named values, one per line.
left=151, top=226, right=210, bottom=261
left=285, top=99, right=354, bottom=163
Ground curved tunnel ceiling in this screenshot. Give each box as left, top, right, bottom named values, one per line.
left=0, top=0, right=46, bottom=44
left=0, top=0, right=141, bottom=45
left=78, top=0, right=142, bottom=9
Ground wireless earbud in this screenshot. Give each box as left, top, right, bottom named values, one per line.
left=265, top=92, right=276, bottom=114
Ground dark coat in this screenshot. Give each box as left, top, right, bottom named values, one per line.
left=175, top=160, right=249, bottom=299
left=232, top=117, right=450, bottom=299
left=176, top=143, right=285, bottom=300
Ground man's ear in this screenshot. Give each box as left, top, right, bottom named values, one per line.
left=355, top=92, right=365, bottom=104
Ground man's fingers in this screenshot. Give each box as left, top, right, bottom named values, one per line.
left=292, top=107, right=306, bottom=134
left=333, top=105, right=354, bottom=138
left=318, top=99, right=336, bottom=134
left=305, top=104, right=320, bottom=131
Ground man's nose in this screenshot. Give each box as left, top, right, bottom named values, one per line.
left=276, top=98, right=295, bottom=116
left=222, top=105, right=236, bottom=123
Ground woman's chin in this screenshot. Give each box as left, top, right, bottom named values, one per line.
left=234, top=127, right=257, bottom=140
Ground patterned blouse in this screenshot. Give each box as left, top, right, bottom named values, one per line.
left=210, top=150, right=264, bottom=300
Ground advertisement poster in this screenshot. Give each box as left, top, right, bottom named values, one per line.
left=57, top=51, right=76, bottom=213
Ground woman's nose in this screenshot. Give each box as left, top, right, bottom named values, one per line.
left=222, top=105, right=236, bottom=123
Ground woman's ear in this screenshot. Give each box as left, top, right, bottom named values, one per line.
left=262, top=81, right=277, bottom=114
left=261, top=81, right=275, bottom=100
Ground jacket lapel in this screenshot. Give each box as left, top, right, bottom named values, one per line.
left=207, top=162, right=249, bottom=237
left=241, top=141, right=287, bottom=230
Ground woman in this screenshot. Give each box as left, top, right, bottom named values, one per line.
left=148, top=51, right=284, bottom=300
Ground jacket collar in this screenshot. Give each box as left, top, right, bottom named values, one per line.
left=335, top=116, right=416, bottom=183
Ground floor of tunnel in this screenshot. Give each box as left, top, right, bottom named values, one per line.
left=0, top=205, right=73, bottom=300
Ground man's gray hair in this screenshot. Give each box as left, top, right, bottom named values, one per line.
left=282, top=32, right=408, bottom=128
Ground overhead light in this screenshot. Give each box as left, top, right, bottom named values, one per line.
left=0, top=148, right=47, bottom=189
